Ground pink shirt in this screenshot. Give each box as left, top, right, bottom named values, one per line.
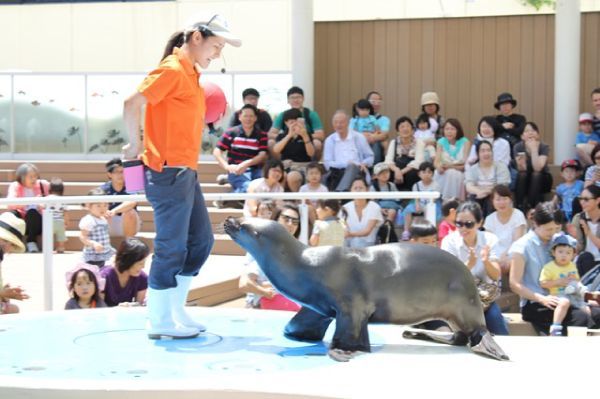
left=438, top=220, right=456, bottom=246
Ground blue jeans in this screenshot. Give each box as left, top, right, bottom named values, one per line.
left=484, top=302, right=509, bottom=335
left=145, top=167, right=214, bottom=289
left=228, top=167, right=262, bottom=193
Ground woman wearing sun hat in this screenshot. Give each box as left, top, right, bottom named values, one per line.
left=494, top=92, right=527, bottom=149
left=122, top=14, right=241, bottom=339
left=0, top=212, right=29, bottom=315
left=420, top=91, right=444, bottom=139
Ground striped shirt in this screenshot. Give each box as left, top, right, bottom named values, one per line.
left=217, top=125, right=268, bottom=165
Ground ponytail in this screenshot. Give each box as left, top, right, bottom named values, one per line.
left=162, top=31, right=185, bottom=61
left=161, top=27, right=217, bottom=62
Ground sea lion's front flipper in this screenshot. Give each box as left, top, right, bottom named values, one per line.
left=470, top=330, right=510, bottom=361
left=402, top=328, right=468, bottom=346
left=284, top=307, right=333, bottom=342
left=330, top=308, right=372, bottom=354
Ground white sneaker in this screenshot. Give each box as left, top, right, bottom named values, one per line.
left=26, top=242, right=39, bottom=253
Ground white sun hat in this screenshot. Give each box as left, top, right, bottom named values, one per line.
left=186, top=14, right=242, bottom=47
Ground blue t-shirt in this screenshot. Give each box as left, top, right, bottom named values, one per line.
left=374, top=114, right=390, bottom=133
left=555, top=180, right=584, bottom=220
left=350, top=115, right=378, bottom=133
left=575, top=131, right=600, bottom=145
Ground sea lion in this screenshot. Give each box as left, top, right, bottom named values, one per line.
left=224, top=217, right=509, bottom=361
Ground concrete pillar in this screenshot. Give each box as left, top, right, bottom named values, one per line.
left=291, top=0, right=314, bottom=108
left=554, top=0, right=580, bottom=163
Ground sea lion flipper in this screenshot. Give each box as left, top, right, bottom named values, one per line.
left=330, top=310, right=372, bottom=353
left=470, top=331, right=510, bottom=361
left=284, top=307, right=333, bottom=343
left=402, top=328, right=468, bottom=346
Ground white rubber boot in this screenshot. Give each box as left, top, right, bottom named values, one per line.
left=172, top=275, right=207, bottom=332
left=146, top=287, right=199, bottom=339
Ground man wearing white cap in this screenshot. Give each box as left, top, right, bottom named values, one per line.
left=575, top=112, right=600, bottom=167
left=0, top=212, right=29, bottom=315
left=122, top=15, right=241, bottom=339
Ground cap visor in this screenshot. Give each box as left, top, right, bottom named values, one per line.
left=214, top=31, right=242, bottom=47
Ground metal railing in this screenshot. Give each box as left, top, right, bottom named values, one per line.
left=0, top=190, right=440, bottom=311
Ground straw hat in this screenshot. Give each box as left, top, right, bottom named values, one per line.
left=421, top=92, right=440, bottom=106
left=0, top=212, right=26, bottom=253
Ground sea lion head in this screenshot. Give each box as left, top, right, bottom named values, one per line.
left=224, top=217, right=291, bottom=255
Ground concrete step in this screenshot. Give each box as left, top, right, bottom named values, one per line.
left=62, top=206, right=242, bottom=232
left=62, top=231, right=246, bottom=256
left=0, top=181, right=232, bottom=197
left=504, top=313, right=539, bottom=336
left=0, top=160, right=224, bottom=184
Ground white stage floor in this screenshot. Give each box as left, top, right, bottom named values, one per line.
left=0, top=307, right=598, bottom=398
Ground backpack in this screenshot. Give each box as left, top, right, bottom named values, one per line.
left=376, top=220, right=398, bottom=244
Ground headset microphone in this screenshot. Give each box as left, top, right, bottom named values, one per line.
left=221, top=54, right=227, bottom=74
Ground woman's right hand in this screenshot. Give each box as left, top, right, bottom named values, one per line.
left=122, top=143, right=139, bottom=160
left=539, top=294, right=561, bottom=309
left=2, top=284, right=29, bottom=301
left=93, top=242, right=104, bottom=253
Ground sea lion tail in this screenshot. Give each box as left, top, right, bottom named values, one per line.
left=469, top=330, right=510, bottom=361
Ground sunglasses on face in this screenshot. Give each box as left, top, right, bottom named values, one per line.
left=455, top=220, right=477, bottom=229
left=578, top=196, right=595, bottom=202
left=279, top=214, right=300, bottom=225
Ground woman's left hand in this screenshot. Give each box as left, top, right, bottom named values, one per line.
left=525, top=139, right=540, bottom=153
left=480, top=245, right=490, bottom=263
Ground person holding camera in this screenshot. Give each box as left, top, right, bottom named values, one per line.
left=271, top=108, right=315, bottom=192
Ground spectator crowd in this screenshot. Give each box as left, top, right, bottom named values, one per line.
left=3, top=85, right=600, bottom=338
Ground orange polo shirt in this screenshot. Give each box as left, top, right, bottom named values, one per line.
left=138, top=47, right=206, bottom=172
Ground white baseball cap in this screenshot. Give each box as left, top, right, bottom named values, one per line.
left=186, top=14, right=242, bottom=47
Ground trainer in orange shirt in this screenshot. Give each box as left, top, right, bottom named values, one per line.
left=123, top=14, right=241, bottom=340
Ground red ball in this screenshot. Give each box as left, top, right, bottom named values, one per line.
left=203, top=82, right=227, bottom=124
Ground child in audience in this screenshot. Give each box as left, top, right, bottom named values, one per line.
left=409, top=218, right=438, bottom=246
left=299, top=162, right=328, bottom=208
left=256, top=200, right=276, bottom=220
left=414, top=113, right=437, bottom=162
left=79, top=188, right=115, bottom=268
left=310, top=199, right=345, bottom=246
left=575, top=113, right=600, bottom=167
left=65, top=264, right=106, bottom=309
left=540, top=234, right=591, bottom=336
left=553, top=159, right=584, bottom=221
left=370, top=162, right=401, bottom=224
left=351, top=99, right=379, bottom=134
left=401, top=162, right=440, bottom=241
left=47, top=177, right=67, bottom=253
left=438, top=197, right=460, bottom=245
left=351, top=99, right=386, bottom=163
left=0, top=212, right=29, bottom=315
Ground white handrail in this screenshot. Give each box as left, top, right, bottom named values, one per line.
left=0, top=190, right=440, bottom=311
